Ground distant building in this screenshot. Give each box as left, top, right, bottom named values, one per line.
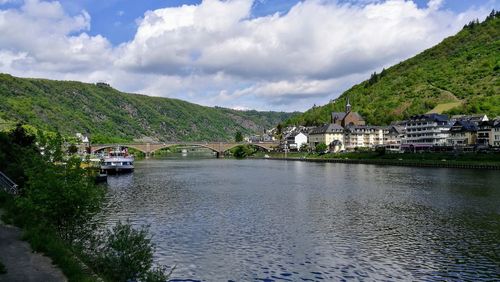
left=308, top=124, right=344, bottom=152
left=248, top=133, right=275, bottom=143
left=493, top=120, right=500, bottom=147
left=477, top=120, right=495, bottom=147
left=402, top=114, right=451, bottom=151
left=344, top=125, right=384, bottom=150
left=384, top=125, right=405, bottom=152
left=447, top=120, right=477, bottom=147
left=331, top=98, right=366, bottom=127
left=285, top=132, right=308, bottom=151
left=450, top=114, right=488, bottom=125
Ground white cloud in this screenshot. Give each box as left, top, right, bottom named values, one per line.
left=0, top=0, right=112, bottom=73
left=0, top=0, right=493, bottom=111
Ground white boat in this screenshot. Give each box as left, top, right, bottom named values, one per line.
left=100, top=150, right=134, bottom=173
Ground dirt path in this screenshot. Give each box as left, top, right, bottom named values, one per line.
left=0, top=213, right=67, bottom=282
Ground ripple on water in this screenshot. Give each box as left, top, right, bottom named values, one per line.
left=103, top=159, right=500, bottom=281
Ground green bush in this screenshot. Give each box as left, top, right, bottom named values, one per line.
left=17, top=157, right=105, bottom=243
left=315, top=143, right=328, bottom=154
left=231, top=145, right=256, bottom=159
left=93, top=221, right=170, bottom=282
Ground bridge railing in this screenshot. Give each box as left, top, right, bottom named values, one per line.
left=0, top=171, right=18, bottom=195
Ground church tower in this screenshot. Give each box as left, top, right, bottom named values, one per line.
left=345, top=97, right=352, bottom=113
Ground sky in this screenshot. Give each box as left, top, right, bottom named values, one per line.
left=0, top=0, right=498, bottom=112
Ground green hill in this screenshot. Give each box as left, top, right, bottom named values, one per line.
left=286, top=11, right=500, bottom=126
left=0, top=74, right=297, bottom=143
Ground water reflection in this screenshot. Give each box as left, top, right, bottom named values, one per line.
left=104, top=159, right=500, bottom=281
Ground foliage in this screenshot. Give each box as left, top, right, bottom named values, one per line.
left=18, top=157, right=105, bottom=243
left=92, top=221, right=170, bottom=282
left=0, top=124, right=39, bottom=189
left=315, top=143, right=328, bottom=154
left=286, top=13, right=500, bottom=126
left=0, top=126, right=171, bottom=282
left=21, top=224, right=97, bottom=282
left=67, top=144, right=78, bottom=155
left=234, top=131, right=243, bottom=142
left=300, top=143, right=310, bottom=152
left=0, top=75, right=297, bottom=142
left=231, top=145, right=257, bottom=159
left=0, top=261, right=6, bottom=274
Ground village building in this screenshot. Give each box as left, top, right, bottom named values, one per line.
left=285, top=131, right=308, bottom=151
left=308, top=124, right=344, bottom=152
left=402, top=114, right=451, bottom=151
left=344, top=126, right=384, bottom=150
left=384, top=125, right=406, bottom=152
left=331, top=98, right=366, bottom=127
left=477, top=120, right=495, bottom=147
left=447, top=120, right=477, bottom=147
left=493, top=120, right=500, bottom=147
left=450, top=114, right=489, bottom=125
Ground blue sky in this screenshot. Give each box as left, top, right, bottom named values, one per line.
left=62, top=0, right=500, bottom=44
left=0, top=0, right=498, bottom=111
left=3, top=0, right=496, bottom=45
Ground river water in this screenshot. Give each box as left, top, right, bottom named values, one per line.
left=104, top=157, right=500, bottom=281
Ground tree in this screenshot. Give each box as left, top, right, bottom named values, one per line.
left=67, top=144, right=79, bottom=155
left=276, top=123, right=283, bottom=140
left=315, top=143, right=328, bottom=154
left=19, top=157, right=105, bottom=242
left=235, top=131, right=243, bottom=142
left=231, top=145, right=255, bottom=159
left=94, top=222, right=171, bottom=282
left=10, top=123, right=36, bottom=148
left=300, top=143, right=310, bottom=152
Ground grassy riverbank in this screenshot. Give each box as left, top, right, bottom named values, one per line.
left=252, top=151, right=500, bottom=169
left=1, top=193, right=92, bottom=281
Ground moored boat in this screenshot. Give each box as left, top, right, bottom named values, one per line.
left=100, top=149, right=134, bottom=174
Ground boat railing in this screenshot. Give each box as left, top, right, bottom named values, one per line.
left=0, top=171, right=19, bottom=195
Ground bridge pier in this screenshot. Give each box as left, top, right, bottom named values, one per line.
left=216, top=151, right=224, bottom=159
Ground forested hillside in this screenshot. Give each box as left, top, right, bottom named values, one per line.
left=0, top=74, right=296, bottom=142
left=286, top=11, right=500, bottom=126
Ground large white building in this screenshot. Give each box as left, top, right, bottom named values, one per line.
left=344, top=126, right=384, bottom=150
left=402, top=114, right=451, bottom=151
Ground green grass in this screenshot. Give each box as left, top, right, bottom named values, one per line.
left=286, top=12, right=500, bottom=126
left=0, top=192, right=99, bottom=282
left=22, top=227, right=97, bottom=282
left=427, top=101, right=463, bottom=114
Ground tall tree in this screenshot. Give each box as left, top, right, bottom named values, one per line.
left=235, top=131, right=243, bottom=142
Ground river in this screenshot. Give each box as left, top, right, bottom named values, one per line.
left=104, top=157, right=500, bottom=281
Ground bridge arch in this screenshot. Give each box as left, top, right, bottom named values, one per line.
left=223, top=143, right=274, bottom=153
left=149, top=143, right=224, bottom=154
left=91, top=144, right=148, bottom=154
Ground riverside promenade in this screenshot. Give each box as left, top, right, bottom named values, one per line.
left=0, top=211, right=66, bottom=282
left=258, top=157, right=500, bottom=170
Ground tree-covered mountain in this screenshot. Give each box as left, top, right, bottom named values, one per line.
left=0, top=74, right=297, bottom=143
left=286, top=11, right=500, bottom=126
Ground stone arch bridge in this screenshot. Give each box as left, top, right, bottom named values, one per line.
left=90, top=142, right=278, bottom=158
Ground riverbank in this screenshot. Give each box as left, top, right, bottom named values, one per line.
left=252, top=152, right=500, bottom=170
left=0, top=194, right=99, bottom=282
left=0, top=208, right=67, bottom=282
